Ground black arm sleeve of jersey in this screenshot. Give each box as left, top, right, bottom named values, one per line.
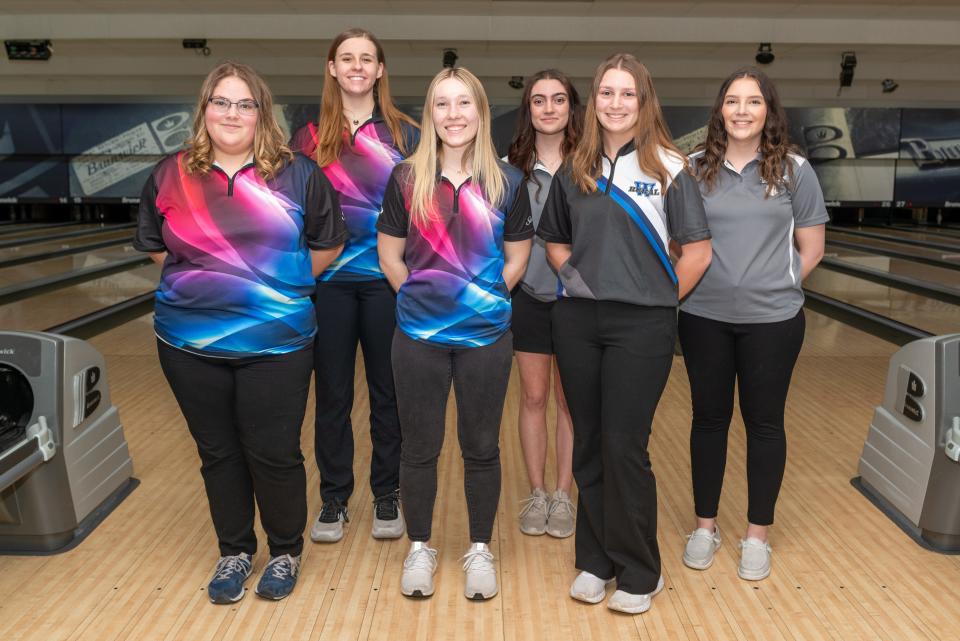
left=536, top=174, right=572, bottom=243
left=304, top=165, right=348, bottom=249
left=503, top=181, right=534, bottom=241
left=665, top=171, right=711, bottom=245
left=132, top=173, right=165, bottom=253
left=376, top=169, right=409, bottom=238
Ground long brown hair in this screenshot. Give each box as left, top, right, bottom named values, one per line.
left=507, top=69, right=583, bottom=195
left=571, top=53, right=684, bottom=194
left=404, top=67, right=505, bottom=227
left=183, top=61, right=292, bottom=180
left=315, top=28, right=418, bottom=167
left=697, top=66, right=796, bottom=196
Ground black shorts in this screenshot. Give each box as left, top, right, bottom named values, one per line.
left=511, top=287, right=555, bottom=354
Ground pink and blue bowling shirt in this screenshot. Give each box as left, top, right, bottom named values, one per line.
left=377, top=161, right=533, bottom=348
left=291, top=113, right=418, bottom=282
left=134, top=152, right=347, bottom=357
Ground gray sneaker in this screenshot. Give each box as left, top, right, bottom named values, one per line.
left=569, top=571, right=614, bottom=604
left=371, top=491, right=405, bottom=539
left=546, top=489, right=575, bottom=538
left=738, top=537, right=772, bottom=581
left=683, top=526, right=721, bottom=570
left=310, top=499, right=348, bottom=543
left=519, top=488, right=549, bottom=535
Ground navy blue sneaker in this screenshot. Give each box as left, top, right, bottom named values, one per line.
left=207, top=552, right=253, bottom=604
left=255, top=554, right=301, bottom=600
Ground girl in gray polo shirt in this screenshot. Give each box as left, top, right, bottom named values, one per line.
left=677, top=66, right=828, bottom=581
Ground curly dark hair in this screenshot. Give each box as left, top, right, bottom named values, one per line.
left=506, top=69, right=583, bottom=198
left=696, top=66, right=798, bottom=196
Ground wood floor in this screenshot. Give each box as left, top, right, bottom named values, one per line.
left=2, top=310, right=959, bottom=641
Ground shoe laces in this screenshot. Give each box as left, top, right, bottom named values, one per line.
left=404, top=545, right=437, bottom=571
left=373, top=490, right=400, bottom=520
left=461, top=548, right=495, bottom=575
left=548, top=493, right=575, bottom=519
left=263, top=554, right=299, bottom=580
left=319, top=499, right=349, bottom=523
left=213, top=554, right=250, bottom=580
left=519, top=491, right=548, bottom=518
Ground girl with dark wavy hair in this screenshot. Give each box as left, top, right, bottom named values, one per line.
left=506, top=69, right=582, bottom=539
left=290, top=28, right=419, bottom=545
left=538, top=53, right=712, bottom=614
left=678, top=66, right=827, bottom=582
left=135, top=61, right=347, bottom=603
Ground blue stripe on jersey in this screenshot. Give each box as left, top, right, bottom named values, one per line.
left=598, top=176, right=678, bottom=285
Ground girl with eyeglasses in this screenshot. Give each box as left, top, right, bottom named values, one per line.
left=134, top=61, right=346, bottom=604
left=290, top=28, right=419, bottom=544
left=506, top=69, right=582, bottom=539
left=538, top=53, right=712, bottom=614
left=678, top=67, right=827, bottom=581
left=377, top=67, right=532, bottom=601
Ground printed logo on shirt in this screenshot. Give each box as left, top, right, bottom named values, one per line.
left=629, top=181, right=661, bottom=197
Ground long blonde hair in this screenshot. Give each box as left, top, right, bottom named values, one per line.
left=571, top=53, right=685, bottom=193
left=316, top=28, right=418, bottom=167
left=182, top=61, right=292, bottom=180
left=405, top=67, right=505, bottom=226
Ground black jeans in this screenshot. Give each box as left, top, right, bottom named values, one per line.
left=313, top=279, right=402, bottom=504
left=677, top=309, right=805, bottom=526
left=391, top=329, right=513, bottom=544
left=552, top=298, right=676, bottom=595
left=157, top=340, right=312, bottom=557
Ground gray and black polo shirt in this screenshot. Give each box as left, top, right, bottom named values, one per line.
left=537, top=141, right=710, bottom=308
left=680, top=151, right=829, bottom=324
left=517, top=159, right=561, bottom=302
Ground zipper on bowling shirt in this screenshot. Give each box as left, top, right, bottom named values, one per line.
left=211, top=162, right=256, bottom=197
left=349, top=116, right=378, bottom=146
left=441, top=175, right=472, bottom=214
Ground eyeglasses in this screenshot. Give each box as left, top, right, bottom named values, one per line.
left=207, top=97, right=259, bottom=116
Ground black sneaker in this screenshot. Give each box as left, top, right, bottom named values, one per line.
left=310, top=498, right=348, bottom=543
left=372, top=490, right=405, bottom=539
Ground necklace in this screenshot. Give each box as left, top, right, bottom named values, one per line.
left=343, top=108, right=373, bottom=127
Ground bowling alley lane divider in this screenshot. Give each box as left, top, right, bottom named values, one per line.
left=803, top=289, right=933, bottom=346
left=0, top=254, right=151, bottom=306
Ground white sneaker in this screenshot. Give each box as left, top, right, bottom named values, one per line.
left=462, top=542, right=498, bottom=600
left=738, top=538, right=772, bottom=581
left=401, top=542, right=438, bottom=598
left=607, top=576, right=665, bottom=614
left=310, top=499, right=348, bottom=543
left=683, top=526, right=722, bottom=570
left=569, top=571, right=614, bottom=604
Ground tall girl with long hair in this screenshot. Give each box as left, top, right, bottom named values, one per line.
left=135, top=62, right=346, bottom=603
left=538, top=53, right=712, bottom=614
left=506, top=69, right=582, bottom=539
left=678, top=67, right=827, bottom=581
left=290, top=28, right=418, bottom=543
left=378, top=67, right=532, bottom=601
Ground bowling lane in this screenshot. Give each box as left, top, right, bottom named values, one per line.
left=0, top=228, right=133, bottom=263
left=843, top=225, right=960, bottom=248
left=0, top=244, right=145, bottom=287
left=827, top=230, right=960, bottom=266
left=0, top=221, right=80, bottom=236
left=824, top=244, right=960, bottom=292
left=0, top=222, right=115, bottom=243
left=804, top=268, right=960, bottom=336
left=0, top=263, right=159, bottom=331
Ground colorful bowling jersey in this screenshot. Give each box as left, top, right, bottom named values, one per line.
left=291, top=114, right=418, bottom=282
left=134, top=152, right=347, bottom=358
left=377, top=161, right=534, bottom=347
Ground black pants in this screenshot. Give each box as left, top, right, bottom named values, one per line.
left=391, top=329, right=513, bottom=544
left=313, top=279, right=402, bottom=504
left=552, top=299, right=675, bottom=595
left=157, top=340, right=312, bottom=557
left=677, top=310, right=805, bottom=526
